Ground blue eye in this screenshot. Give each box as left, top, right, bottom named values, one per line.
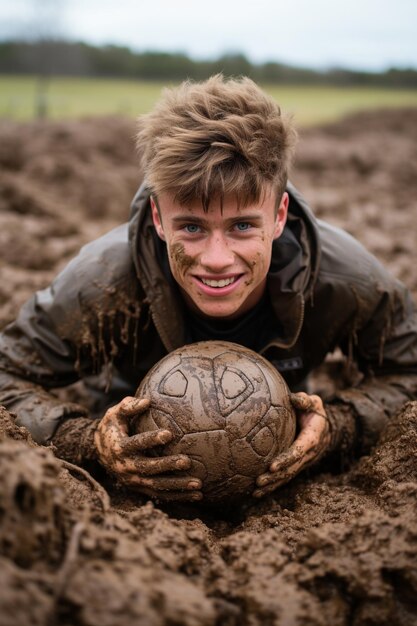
left=185, top=224, right=200, bottom=233
left=235, top=222, right=251, bottom=231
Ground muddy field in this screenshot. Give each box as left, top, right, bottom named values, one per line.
left=1, top=108, right=417, bottom=625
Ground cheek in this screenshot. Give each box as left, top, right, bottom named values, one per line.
left=243, top=241, right=272, bottom=273
left=168, top=242, right=197, bottom=278
left=251, top=251, right=270, bottom=280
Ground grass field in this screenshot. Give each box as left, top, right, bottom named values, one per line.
left=1, top=75, right=417, bottom=126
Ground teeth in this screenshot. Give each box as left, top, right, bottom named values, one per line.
left=201, top=277, right=236, bottom=288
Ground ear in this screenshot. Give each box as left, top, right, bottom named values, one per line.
left=273, top=192, right=289, bottom=240
left=150, top=196, right=165, bottom=241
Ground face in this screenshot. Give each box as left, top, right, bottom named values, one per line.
left=151, top=188, right=288, bottom=320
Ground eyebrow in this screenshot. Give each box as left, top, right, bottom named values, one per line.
left=171, top=213, right=263, bottom=225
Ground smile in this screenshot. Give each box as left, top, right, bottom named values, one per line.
left=200, top=277, right=237, bottom=288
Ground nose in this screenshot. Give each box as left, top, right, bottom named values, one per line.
left=200, top=233, right=234, bottom=272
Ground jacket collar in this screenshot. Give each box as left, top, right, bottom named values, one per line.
left=128, top=182, right=321, bottom=352
left=266, top=182, right=321, bottom=348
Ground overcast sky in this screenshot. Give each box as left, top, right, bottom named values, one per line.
left=1, top=0, right=416, bottom=71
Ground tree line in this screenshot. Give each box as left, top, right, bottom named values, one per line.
left=0, top=40, right=416, bottom=88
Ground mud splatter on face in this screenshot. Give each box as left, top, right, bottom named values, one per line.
left=169, top=243, right=196, bottom=274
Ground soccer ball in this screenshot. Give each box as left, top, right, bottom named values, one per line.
left=134, top=341, right=296, bottom=503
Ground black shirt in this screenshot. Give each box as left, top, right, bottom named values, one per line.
left=184, top=292, right=281, bottom=353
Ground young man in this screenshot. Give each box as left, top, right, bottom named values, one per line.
left=1, top=75, right=416, bottom=502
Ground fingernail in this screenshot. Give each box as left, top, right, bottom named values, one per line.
left=258, top=476, right=269, bottom=486
left=253, top=490, right=262, bottom=498
left=191, top=492, right=203, bottom=501
left=188, top=480, right=201, bottom=489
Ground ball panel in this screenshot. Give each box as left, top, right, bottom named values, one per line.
left=164, top=430, right=234, bottom=487
left=250, top=426, right=275, bottom=457
left=136, top=408, right=183, bottom=439
left=225, top=394, right=270, bottom=440
left=213, top=363, right=254, bottom=416
left=141, top=353, right=182, bottom=388
left=265, top=405, right=297, bottom=452
left=220, top=368, right=249, bottom=399
left=213, top=350, right=274, bottom=437
left=229, top=436, right=272, bottom=478
left=230, top=404, right=296, bottom=476
left=259, top=360, right=293, bottom=410
left=159, top=369, right=188, bottom=397
left=204, top=474, right=253, bottom=502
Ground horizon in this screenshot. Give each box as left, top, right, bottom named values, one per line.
left=0, top=0, right=416, bottom=74
left=1, top=37, right=416, bottom=76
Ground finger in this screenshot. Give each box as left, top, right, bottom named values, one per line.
left=290, top=393, right=325, bottom=415
left=269, top=433, right=325, bottom=475
left=100, top=397, right=150, bottom=438
left=119, top=396, right=151, bottom=418
left=116, top=454, right=192, bottom=476
left=266, top=411, right=330, bottom=476
left=95, top=419, right=127, bottom=458
left=97, top=398, right=153, bottom=454
left=269, top=443, right=305, bottom=473
left=113, top=398, right=150, bottom=428
left=258, top=455, right=303, bottom=485
left=253, top=476, right=291, bottom=498
left=255, top=407, right=331, bottom=492
left=260, top=432, right=330, bottom=487
left=257, top=457, right=301, bottom=487
left=121, top=428, right=173, bottom=454
left=289, top=392, right=312, bottom=411
left=289, top=417, right=330, bottom=455
left=289, top=392, right=318, bottom=413
left=258, top=436, right=321, bottom=486
left=126, top=474, right=202, bottom=491
left=255, top=461, right=304, bottom=493
left=253, top=444, right=328, bottom=498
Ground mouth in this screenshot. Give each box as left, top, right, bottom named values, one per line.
left=200, top=276, right=237, bottom=288
left=193, top=274, right=243, bottom=295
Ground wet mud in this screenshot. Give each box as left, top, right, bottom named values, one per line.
left=1, top=108, right=417, bottom=625
left=169, top=242, right=197, bottom=273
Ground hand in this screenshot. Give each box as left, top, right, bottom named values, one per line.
left=253, top=392, right=331, bottom=498
left=94, top=396, right=203, bottom=501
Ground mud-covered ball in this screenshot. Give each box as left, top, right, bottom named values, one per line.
left=133, top=341, right=296, bottom=503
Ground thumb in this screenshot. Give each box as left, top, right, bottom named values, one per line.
left=118, top=396, right=150, bottom=418
left=289, top=392, right=315, bottom=412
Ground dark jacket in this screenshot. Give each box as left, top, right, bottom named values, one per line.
left=1, top=183, right=416, bottom=452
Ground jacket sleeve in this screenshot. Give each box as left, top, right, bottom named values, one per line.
left=325, top=270, right=417, bottom=455
left=0, top=224, right=142, bottom=445
left=0, top=283, right=92, bottom=444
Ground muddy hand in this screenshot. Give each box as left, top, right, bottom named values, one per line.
left=94, top=396, right=202, bottom=501
left=253, top=392, right=331, bottom=498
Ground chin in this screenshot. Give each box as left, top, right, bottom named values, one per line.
left=184, top=286, right=253, bottom=320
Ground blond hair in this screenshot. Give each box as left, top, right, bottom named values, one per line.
left=136, top=74, right=297, bottom=210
